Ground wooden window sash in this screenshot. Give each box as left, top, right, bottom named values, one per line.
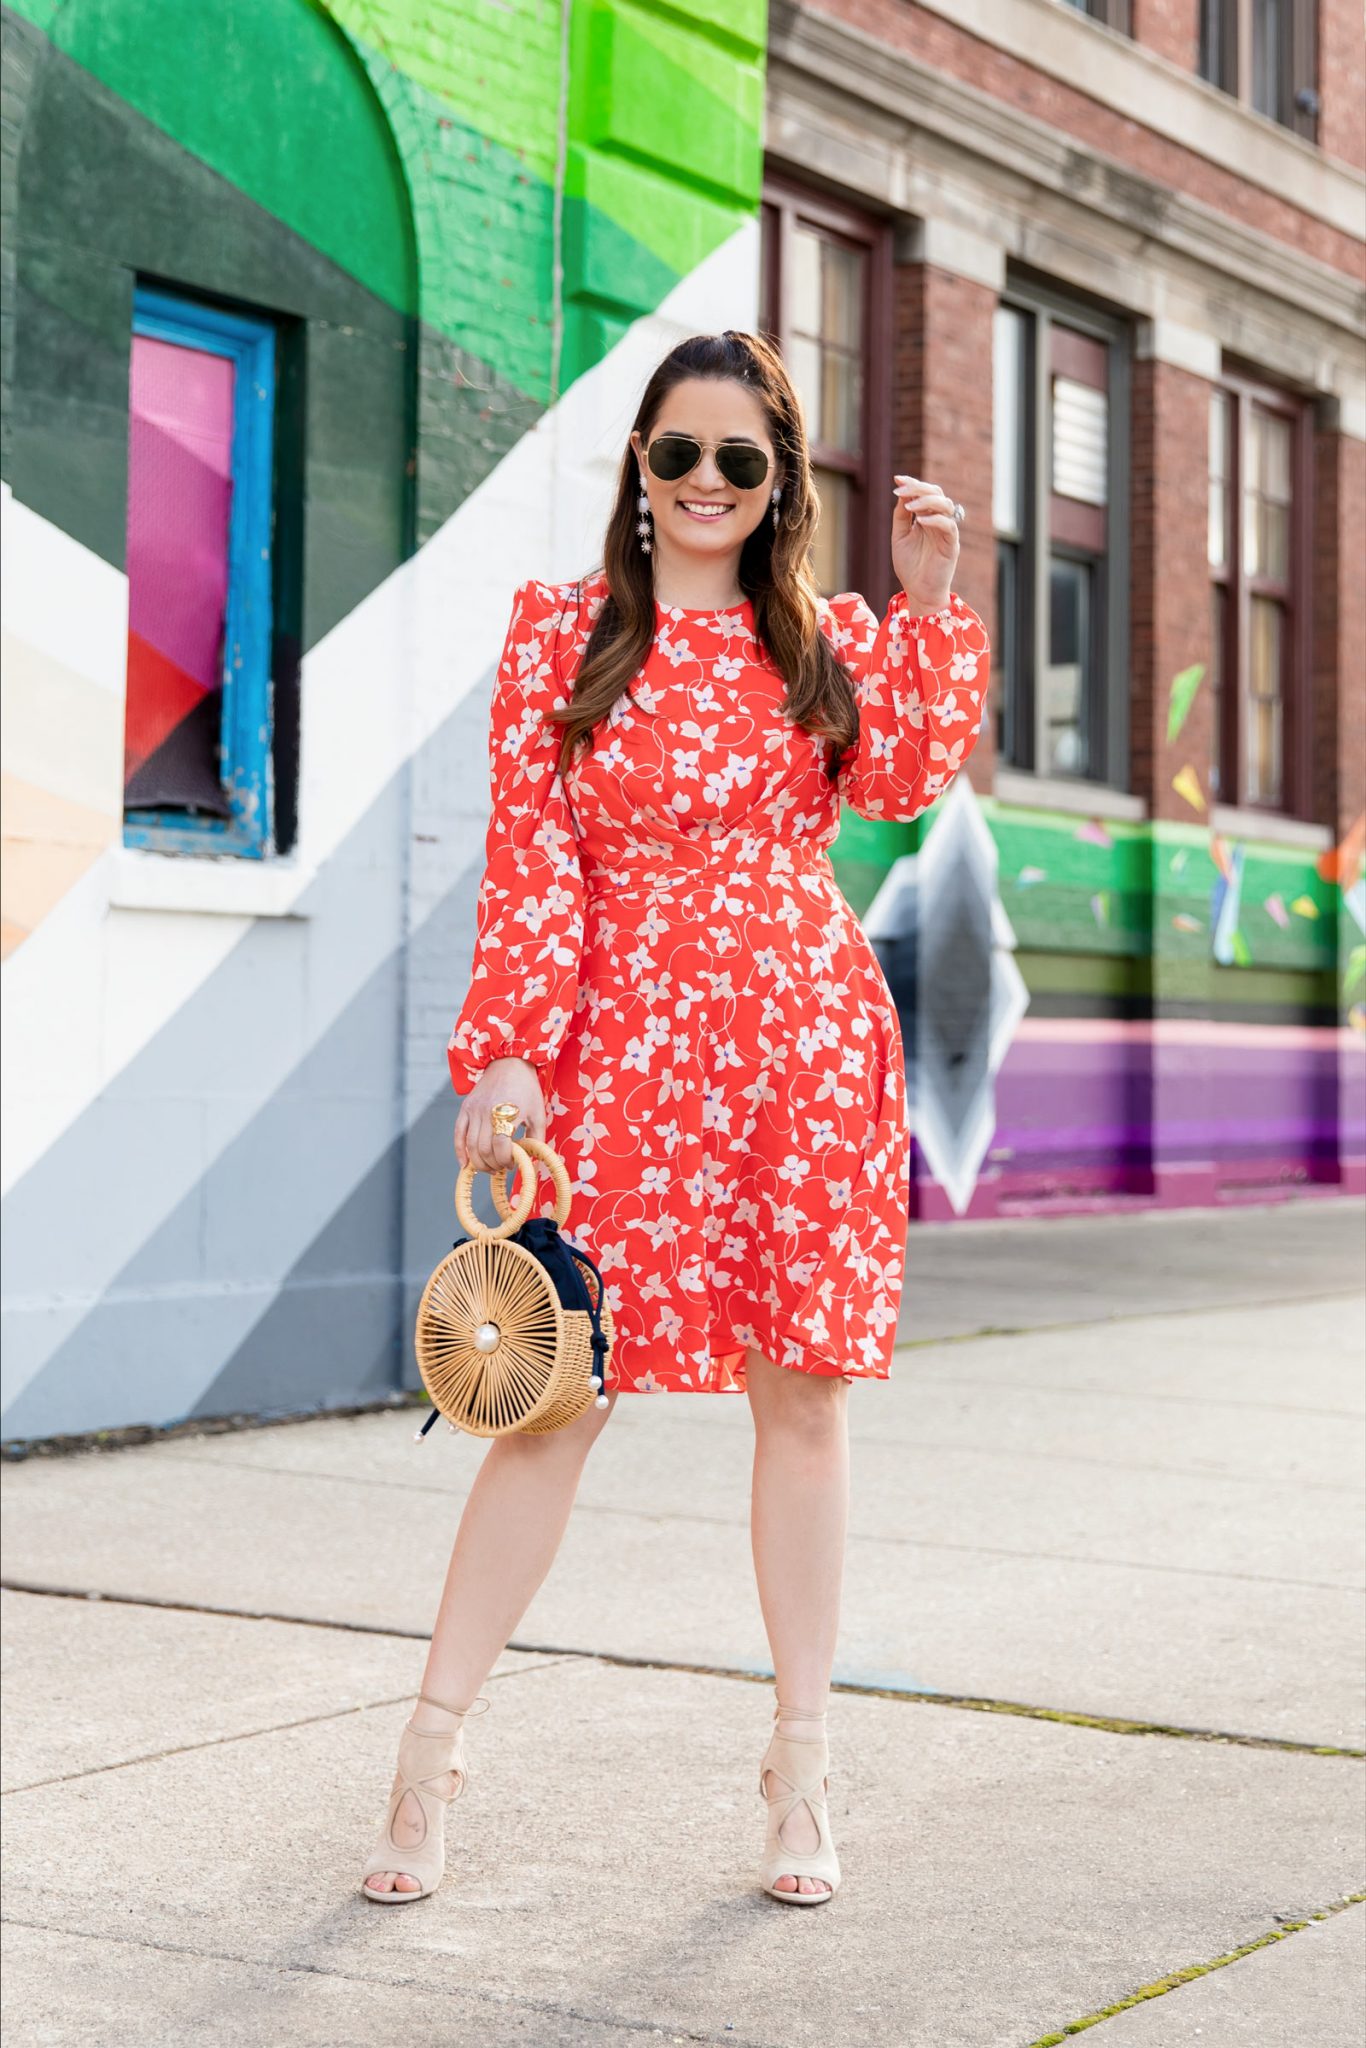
left=1199, top=0, right=1319, bottom=139
left=1289, top=0, right=1319, bottom=142
left=996, top=281, right=1129, bottom=789
left=1211, top=370, right=1313, bottom=816
left=994, top=303, right=1035, bottom=769
left=124, top=285, right=277, bottom=860
left=1061, top=0, right=1132, bottom=33
left=760, top=177, right=893, bottom=608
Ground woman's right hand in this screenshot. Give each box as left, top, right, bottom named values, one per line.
left=455, top=1056, right=547, bottom=1174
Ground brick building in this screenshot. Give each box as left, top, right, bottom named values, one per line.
left=1, top=0, right=1361, bottom=1439
left=762, top=0, right=1364, bottom=1216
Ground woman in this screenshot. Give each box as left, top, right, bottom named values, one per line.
left=361, top=329, right=989, bottom=1908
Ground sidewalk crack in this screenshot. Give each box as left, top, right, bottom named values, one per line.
left=1024, top=1892, right=1366, bottom=2046
left=0, top=1653, right=579, bottom=1796
left=4, top=1580, right=1362, bottom=1757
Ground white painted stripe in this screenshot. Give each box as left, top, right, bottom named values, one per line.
left=0, top=483, right=129, bottom=699
left=0, top=632, right=125, bottom=818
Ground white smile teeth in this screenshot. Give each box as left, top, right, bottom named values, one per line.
left=681, top=503, right=732, bottom=517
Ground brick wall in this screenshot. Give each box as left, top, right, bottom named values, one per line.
left=1319, top=0, right=1366, bottom=170
left=1129, top=357, right=1215, bottom=819
left=1131, top=0, right=1199, bottom=74
left=894, top=256, right=998, bottom=792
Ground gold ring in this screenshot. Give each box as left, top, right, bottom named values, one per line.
left=490, top=1101, right=521, bottom=1136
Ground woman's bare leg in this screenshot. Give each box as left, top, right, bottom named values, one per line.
left=746, top=1347, right=849, bottom=1896
left=367, top=1394, right=615, bottom=1893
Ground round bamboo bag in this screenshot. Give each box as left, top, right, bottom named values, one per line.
left=414, top=1117, right=615, bottom=1439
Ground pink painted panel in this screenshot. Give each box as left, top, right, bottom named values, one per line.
left=124, top=335, right=236, bottom=804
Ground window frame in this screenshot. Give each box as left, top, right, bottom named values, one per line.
left=759, top=175, right=894, bottom=608
left=1057, top=0, right=1132, bottom=33
left=1208, top=365, right=1313, bottom=818
left=993, top=303, right=1035, bottom=771
left=123, top=285, right=277, bottom=860
left=1198, top=0, right=1319, bottom=142
left=993, top=277, right=1132, bottom=792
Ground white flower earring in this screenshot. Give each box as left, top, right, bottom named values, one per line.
left=637, top=473, right=653, bottom=556
left=771, top=485, right=782, bottom=532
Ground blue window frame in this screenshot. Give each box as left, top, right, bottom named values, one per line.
left=123, top=287, right=276, bottom=858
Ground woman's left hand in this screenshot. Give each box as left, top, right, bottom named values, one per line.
left=891, top=474, right=962, bottom=613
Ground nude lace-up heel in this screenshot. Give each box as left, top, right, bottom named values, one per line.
left=758, top=1701, right=842, bottom=1905
left=360, top=1693, right=488, bottom=1904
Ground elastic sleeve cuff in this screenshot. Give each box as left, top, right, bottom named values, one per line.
left=447, top=1039, right=551, bottom=1099
left=893, top=588, right=964, bottom=626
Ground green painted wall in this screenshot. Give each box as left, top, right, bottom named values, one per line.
left=834, top=795, right=1348, bottom=1025
left=4, top=0, right=775, bottom=556
left=6, top=0, right=417, bottom=312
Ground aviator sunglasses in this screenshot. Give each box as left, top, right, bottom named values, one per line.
left=646, top=433, right=772, bottom=493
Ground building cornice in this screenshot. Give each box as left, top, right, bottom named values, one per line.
left=766, top=2, right=1366, bottom=352
left=900, top=0, right=1365, bottom=242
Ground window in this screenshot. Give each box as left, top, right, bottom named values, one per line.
left=993, top=288, right=1129, bottom=787
left=993, top=306, right=1031, bottom=769
left=1057, top=0, right=1132, bottom=31
left=1198, top=0, right=1319, bottom=141
left=1208, top=374, right=1310, bottom=814
left=760, top=181, right=892, bottom=601
left=123, top=287, right=277, bottom=858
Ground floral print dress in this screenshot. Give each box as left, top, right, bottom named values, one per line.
left=447, top=571, right=989, bottom=1393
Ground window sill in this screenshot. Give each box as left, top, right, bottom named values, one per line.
left=108, top=847, right=315, bottom=919
left=1209, top=805, right=1332, bottom=852
left=994, top=769, right=1148, bottom=822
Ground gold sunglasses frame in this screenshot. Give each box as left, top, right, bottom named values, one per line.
left=645, top=434, right=773, bottom=491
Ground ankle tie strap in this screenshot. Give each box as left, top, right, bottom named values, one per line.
left=411, top=1691, right=491, bottom=1723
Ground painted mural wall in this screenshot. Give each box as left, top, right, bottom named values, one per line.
left=0, top=0, right=768, bottom=1440
left=839, top=791, right=1364, bottom=1221
left=1, top=0, right=1361, bottom=1444
left=984, top=805, right=1362, bottom=1213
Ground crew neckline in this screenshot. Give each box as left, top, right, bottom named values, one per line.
left=654, top=594, right=753, bottom=615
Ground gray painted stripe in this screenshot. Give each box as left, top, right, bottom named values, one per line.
left=1, top=669, right=496, bottom=1439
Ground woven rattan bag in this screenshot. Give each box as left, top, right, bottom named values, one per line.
left=414, top=1109, right=614, bottom=1440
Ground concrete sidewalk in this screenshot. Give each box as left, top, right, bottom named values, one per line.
left=3, top=1202, right=1364, bottom=2046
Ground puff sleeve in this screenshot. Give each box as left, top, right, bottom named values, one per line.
left=821, top=588, right=990, bottom=822
left=446, top=580, right=587, bottom=1097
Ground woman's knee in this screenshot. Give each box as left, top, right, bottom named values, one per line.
left=746, top=1348, right=847, bottom=1439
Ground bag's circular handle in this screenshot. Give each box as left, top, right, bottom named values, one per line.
left=489, top=1135, right=572, bottom=1227
left=454, top=1140, right=538, bottom=1241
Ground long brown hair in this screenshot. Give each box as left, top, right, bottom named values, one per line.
left=545, top=330, right=858, bottom=782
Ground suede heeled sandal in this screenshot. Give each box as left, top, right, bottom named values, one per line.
left=758, top=1702, right=841, bottom=1905
left=360, top=1692, right=488, bottom=1904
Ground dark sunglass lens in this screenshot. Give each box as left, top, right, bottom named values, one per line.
left=648, top=436, right=702, bottom=481
left=717, top=444, right=769, bottom=491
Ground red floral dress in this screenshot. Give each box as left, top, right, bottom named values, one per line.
left=447, top=571, right=989, bottom=1393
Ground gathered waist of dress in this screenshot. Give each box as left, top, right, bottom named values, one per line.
left=581, top=833, right=838, bottom=903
